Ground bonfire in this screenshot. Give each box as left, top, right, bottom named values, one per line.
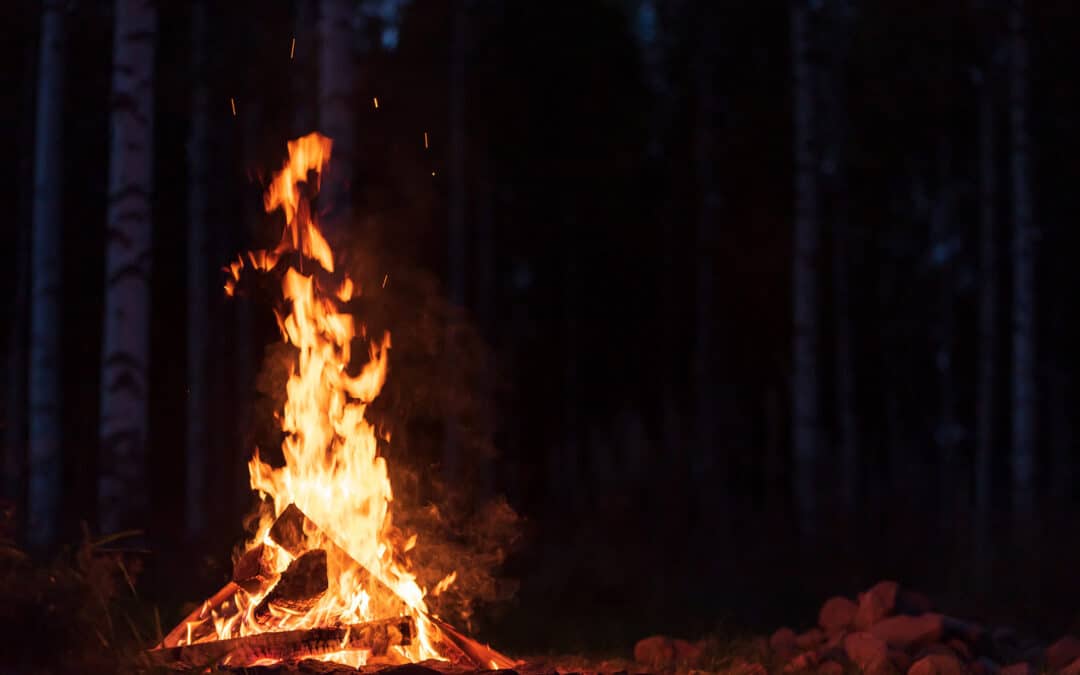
left=148, top=133, right=515, bottom=671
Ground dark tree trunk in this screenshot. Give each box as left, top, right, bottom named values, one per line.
left=27, top=0, right=66, bottom=550
left=931, top=140, right=961, bottom=539
left=692, top=4, right=719, bottom=507
left=292, top=0, right=316, bottom=136
left=820, top=2, right=856, bottom=516
left=974, top=54, right=997, bottom=591
left=1008, top=0, right=1035, bottom=541
left=444, top=0, right=467, bottom=483
left=98, top=0, right=156, bottom=535
left=185, top=0, right=210, bottom=540
left=317, top=0, right=354, bottom=234
left=790, top=0, right=820, bottom=540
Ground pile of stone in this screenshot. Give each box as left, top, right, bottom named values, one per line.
left=633, top=581, right=1080, bottom=675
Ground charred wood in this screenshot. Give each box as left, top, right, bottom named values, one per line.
left=253, top=549, right=328, bottom=622
left=145, top=616, right=414, bottom=670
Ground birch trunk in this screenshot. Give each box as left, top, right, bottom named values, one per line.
left=27, top=0, right=66, bottom=549
left=317, top=0, right=354, bottom=234
left=99, top=0, right=156, bottom=535
left=185, top=0, right=209, bottom=540
left=1008, top=0, right=1035, bottom=540
left=790, top=0, right=820, bottom=539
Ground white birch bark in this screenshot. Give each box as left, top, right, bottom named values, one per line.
left=98, top=0, right=156, bottom=535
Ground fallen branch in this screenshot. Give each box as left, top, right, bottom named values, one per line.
left=143, top=616, right=414, bottom=670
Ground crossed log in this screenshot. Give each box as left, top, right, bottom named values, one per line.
left=151, top=504, right=517, bottom=669
left=144, top=616, right=414, bottom=670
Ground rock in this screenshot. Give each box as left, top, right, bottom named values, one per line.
left=871, top=614, right=945, bottom=650
left=1061, top=657, right=1080, bottom=675
left=896, top=591, right=934, bottom=616
left=856, top=581, right=901, bottom=630
left=817, top=661, right=844, bottom=675
left=634, top=635, right=675, bottom=669
left=998, top=663, right=1035, bottom=675
left=845, top=632, right=889, bottom=671
left=783, top=651, right=819, bottom=673
left=943, top=617, right=985, bottom=645
left=771, top=628, right=799, bottom=656
left=674, top=639, right=704, bottom=666
left=970, top=657, right=999, bottom=675
left=1047, top=637, right=1080, bottom=671
left=947, top=639, right=974, bottom=662
left=890, top=649, right=913, bottom=673
left=908, top=653, right=965, bottom=675
left=819, top=597, right=858, bottom=635
left=721, top=658, right=768, bottom=675
left=798, top=629, right=826, bottom=650
left=914, top=644, right=961, bottom=662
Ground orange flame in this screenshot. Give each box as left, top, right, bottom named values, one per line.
left=199, top=133, right=443, bottom=666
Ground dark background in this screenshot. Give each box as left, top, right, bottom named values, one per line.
left=2, top=0, right=1080, bottom=660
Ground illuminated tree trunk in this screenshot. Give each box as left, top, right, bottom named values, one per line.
left=790, top=0, right=820, bottom=539
left=318, top=0, right=354, bottom=232
left=974, top=53, right=996, bottom=591
left=99, top=0, right=156, bottom=535
left=185, top=0, right=209, bottom=540
left=1008, top=0, right=1035, bottom=541
left=26, top=0, right=66, bottom=549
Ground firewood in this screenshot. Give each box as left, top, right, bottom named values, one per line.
left=233, top=542, right=276, bottom=593
left=254, top=549, right=328, bottom=621
left=160, top=581, right=241, bottom=648
left=430, top=616, right=520, bottom=669
left=268, top=504, right=408, bottom=618
left=269, top=503, right=312, bottom=557
left=144, top=615, right=414, bottom=670
left=266, top=504, right=518, bottom=669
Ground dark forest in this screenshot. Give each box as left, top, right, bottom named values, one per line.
left=2, top=0, right=1080, bottom=673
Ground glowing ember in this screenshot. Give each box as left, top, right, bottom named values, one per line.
left=180, top=132, right=449, bottom=667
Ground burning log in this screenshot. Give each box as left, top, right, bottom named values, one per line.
left=160, top=582, right=241, bottom=648
left=233, top=542, right=276, bottom=592
left=144, top=615, right=414, bottom=670
left=269, top=503, right=519, bottom=669
left=269, top=503, right=409, bottom=618
left=253, top=549, right=328, bottom=621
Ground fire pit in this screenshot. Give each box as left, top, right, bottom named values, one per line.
left=149, top=133, right=516, bottom=671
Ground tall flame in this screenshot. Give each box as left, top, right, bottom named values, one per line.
left=208, top=133, right=446, bottom=666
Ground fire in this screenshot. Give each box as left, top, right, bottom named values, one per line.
left=198, top=132, right=442, bottom=666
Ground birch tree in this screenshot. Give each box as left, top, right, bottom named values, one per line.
left=1009, top=0, right=1035, bottom=539
left=790, top=0, right=820, bottom=539
left=99, top=0, right=156, bottom=535
left=27, top=0, right=66, bottom=549
left=185, top=0, right=209, bottom=540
